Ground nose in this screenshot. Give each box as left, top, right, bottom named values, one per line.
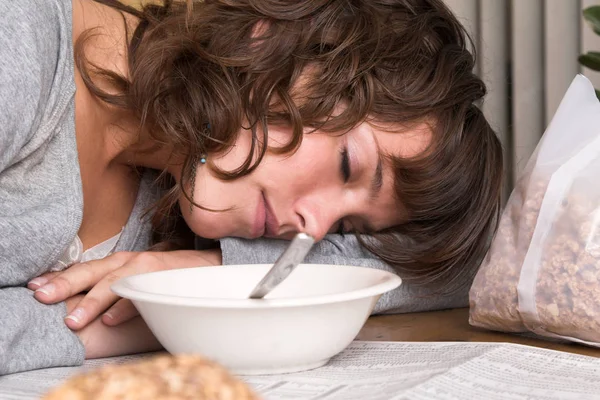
left=294, top=200, right=343, bottom=242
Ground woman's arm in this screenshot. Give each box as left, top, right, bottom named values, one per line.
left=0, top=0, right=91, bottom=375
left=0, top=288, right=86, bottom=375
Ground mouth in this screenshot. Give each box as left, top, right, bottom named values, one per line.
left=252, top=192, right=279, bottom=238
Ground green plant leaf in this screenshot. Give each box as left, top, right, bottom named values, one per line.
left=579, top=52, right=600, bottom=71
left=583, top=6, right=600, bottom=35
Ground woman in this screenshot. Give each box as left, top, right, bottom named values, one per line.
left=0, top=0, right=503, bottom=374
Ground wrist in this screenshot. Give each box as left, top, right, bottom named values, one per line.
left=158, top=249, right=222, bottom=268
left=78, top=317, right=162, bottom=359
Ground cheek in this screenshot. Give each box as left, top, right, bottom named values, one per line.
left=212, top=125, right=259, bottom=170
left=373, top=191, right=405, bottom=230
left=256, top=153, right=328, bottom=197
left=267, top=134, right=337, bottom=180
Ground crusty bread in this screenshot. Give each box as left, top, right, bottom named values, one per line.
left=43, top=354, right=260, bottom=400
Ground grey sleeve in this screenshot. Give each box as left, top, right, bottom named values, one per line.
left=220, top=235, right=468, bottom=314
left=0, top=288, right=85, bottom=375
left=0, top=0, right=85, bottom=375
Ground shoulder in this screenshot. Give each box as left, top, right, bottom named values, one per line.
left=0, top=0, right=73, bottom=168
left=0, top=0, right=69, bottom=42
left=0, top=0, right=70, bottom=72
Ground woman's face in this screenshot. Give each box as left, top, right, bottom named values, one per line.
left=178, top=120, right=431, bottom=242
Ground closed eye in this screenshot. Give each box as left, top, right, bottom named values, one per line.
left=336, top=219, right=347, bottom=235
left=340, top=146, right=351, bottom=183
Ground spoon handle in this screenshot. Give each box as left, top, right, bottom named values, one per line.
left=248, top=233, right=315, bottom=299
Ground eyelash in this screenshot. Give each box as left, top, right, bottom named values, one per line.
left=337, top=219, right=346, bottom=236
left=338, top=146, right=352, bottom=236
left=340, top=147, right=351, bottom=183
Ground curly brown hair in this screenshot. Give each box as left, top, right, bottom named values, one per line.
left=76, top=0, right=503, bottom=291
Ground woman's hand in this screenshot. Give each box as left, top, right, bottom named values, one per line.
left=78, top=314, right=164, bottom=359
left=64, top=294, right=163, bottom=358
left=28, top=249, right=222, bottom=331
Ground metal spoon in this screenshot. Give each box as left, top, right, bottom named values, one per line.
left=248, top=232, right=315, bottom=299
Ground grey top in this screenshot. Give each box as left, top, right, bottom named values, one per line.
left=0, top=0, right=467, bottom=375
left=0, top=0, right=163, bottom=374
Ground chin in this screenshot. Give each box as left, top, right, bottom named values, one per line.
left=181, top=214, right=219, bottom=240
left=186, top=218, right=250, bottom=240
left=181, top=205, right=253, bottom=240
left=189, top=223, right=228, bottom=240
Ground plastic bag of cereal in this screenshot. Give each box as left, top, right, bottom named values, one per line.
left=470, top=75, right=600, bottom=345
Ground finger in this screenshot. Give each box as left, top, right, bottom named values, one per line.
left=65, top=274, right=121, bottom=331
left=101, top=298, right=140, bottom=326
left=27, top=271, right=61, bottom=290
left=64, top=253, right=158, bottom=330
left=34, top=252, right=131, bottom=304
left=65, top=294, right=86, bottom=314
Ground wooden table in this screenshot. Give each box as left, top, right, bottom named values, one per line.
left=357, top=307, right=600, bottom=358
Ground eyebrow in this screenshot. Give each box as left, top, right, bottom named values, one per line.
left=369, top=149, right=384, bottom=200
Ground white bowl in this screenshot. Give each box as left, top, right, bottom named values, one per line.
left=111, top=264, right=401, bottom=375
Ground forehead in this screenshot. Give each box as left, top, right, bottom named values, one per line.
left=371, top=120, right=433, bottom=159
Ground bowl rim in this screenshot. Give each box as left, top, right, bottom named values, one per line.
left=111, top=264, right=402, bottom=309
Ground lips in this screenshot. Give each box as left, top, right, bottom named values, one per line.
left=252, top=192, right=279, bottom=238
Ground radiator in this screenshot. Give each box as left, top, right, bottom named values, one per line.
left=445, top=0, right=600, bottom=191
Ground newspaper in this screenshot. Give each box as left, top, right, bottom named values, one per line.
left=1, top=341, right=600, bottom=400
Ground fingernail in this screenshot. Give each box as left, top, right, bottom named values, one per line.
left=66, top=308, right=85, bottom=324
left=103, top=312, right=114, bottom=321
left=28, top=277, right=48, bottom=289
left=35, top=283, right=55, bottom=296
